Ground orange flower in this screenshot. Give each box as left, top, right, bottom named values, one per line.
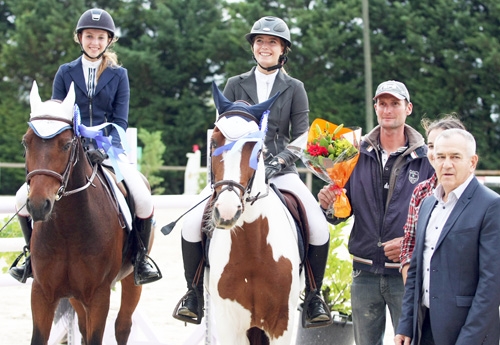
left=290, top=119, right=362, bottom=218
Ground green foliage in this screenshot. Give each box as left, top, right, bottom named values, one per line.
left=0, top=217, right=22, bottom=274
left=197, top=171, right=208, bottom=194
left=322, top=219, right=353, bottom=318
left=138, top=128, right=166, bottom=195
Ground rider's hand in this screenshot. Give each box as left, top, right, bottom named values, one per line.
left=87, top=148, right=108, bottom=165
left=265, top=156, right=286, bottom=182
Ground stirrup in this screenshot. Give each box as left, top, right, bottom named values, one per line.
left=301, top=290, right=333, bottom=329
left=9, top=247, right=32, bottom=283
left=134, top=253, right=162, bottom=285
left=172, top=289, right=204, bottom=325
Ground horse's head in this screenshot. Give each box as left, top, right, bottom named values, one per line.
left=23, top=81, right=78, bottom=221
left=209, top=82, right=279, bottom=229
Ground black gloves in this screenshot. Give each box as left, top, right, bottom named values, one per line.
left=265, top=156, right=286, bottom=181
left=265, top=149, right=297, bottom=182
left=87, top=148, right=108, bottom=165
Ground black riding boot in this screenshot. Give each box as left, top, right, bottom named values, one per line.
left=305, top=241, right=332, bottom=325
left=175, top=238, right=204, bottom=323
left=9, top=216, right=33, bottom=283
left=134, top=216, right=162, bottom=285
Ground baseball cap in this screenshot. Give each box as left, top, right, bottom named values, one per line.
left=373, top=80, right=410, bottom=102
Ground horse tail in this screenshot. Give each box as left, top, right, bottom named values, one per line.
left=54, top=298, right=75, bottom=325
left=246, top=327, right=269, bottom=345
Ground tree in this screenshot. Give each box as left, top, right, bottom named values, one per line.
left=114, top=0, right=227, bottom=193
left=1, top=0, right=500, bottom=194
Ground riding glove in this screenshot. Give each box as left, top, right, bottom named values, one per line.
left=265, top=149, right=297, bottom=181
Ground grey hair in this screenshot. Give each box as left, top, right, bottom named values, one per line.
left=436, top=128, right=476, bottom=157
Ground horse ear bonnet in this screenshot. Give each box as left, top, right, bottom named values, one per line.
left=212, top=81, right=280, bottom=141
left=28, top=81, right=76, bottom=139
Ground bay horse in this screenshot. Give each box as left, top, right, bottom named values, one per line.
left=205, top=84, right=303, bottom=344
left=23, top=81, right=144, bottom=345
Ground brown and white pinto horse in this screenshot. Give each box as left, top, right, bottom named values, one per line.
left=205, top=84, right=302, bottom=344
left=23, top=81, right=144, bottom=345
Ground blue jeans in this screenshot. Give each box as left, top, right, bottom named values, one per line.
left=351, top=270, right=404, bottom=345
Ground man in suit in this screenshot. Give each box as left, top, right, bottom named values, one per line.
left=395, top=128, right=500, bottom=345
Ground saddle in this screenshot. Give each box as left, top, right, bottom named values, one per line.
left=87, top=153, right=150, bottom=265
left=270, top=184, right=309, bottom=264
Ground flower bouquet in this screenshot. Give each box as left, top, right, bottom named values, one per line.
left=289, top=119, right=361, bottom=218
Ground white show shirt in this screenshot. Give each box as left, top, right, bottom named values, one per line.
left=255, top=69, right=278, bottom=103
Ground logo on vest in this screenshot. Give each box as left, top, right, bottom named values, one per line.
left=408, top=170, right=419, bottom=184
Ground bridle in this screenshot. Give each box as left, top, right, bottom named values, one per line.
left=211, top=172, right=264, bottom=210
left=26, top=115, right=98, bottom=200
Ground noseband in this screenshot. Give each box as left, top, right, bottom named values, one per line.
left=26, top=116, right=98, bottom=200
left=212, top=174, right=258, bottom=212
left=211, top=147, right=268, bottom=209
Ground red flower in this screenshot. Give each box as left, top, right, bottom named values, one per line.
left=307, top=143, right=328, bottom=157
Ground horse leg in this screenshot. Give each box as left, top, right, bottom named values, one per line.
left=70, top=298, right=88, bottom=341
left=247, top=328, right=269, bottom=345
left=81, top=287, right=112, bottom=345
left=213, top=307, right=251, bottom=345
left=115, top=274, right=142, bottom=345
left=30, top=283, right=58, bottom=345
left=266, top=320, right=295, bottom=345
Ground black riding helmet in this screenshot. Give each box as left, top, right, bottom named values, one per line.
left=245, top=16, right=291, bottom=72
left=75, top=9, right=115, bottom=60
left=76, top=8, right=115, bottom=38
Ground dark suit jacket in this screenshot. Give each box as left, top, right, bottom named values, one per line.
left=52, top=56, right=130, bottom=147
left=222, top=67, right=309, bottom=175
left=397, top=177, right=500, bottom=345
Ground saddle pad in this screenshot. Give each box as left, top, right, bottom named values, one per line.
left=102, top=168, right=132, bottom=230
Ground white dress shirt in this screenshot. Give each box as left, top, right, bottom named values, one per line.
left=421, top=174, right=474, bottom=307
left=81, top=58, right=102, bottom=97
left=255, top=69, right=278, bottom=103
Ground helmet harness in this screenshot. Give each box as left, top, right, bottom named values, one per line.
left=245, top=17, right=291, bottom=72
left=76, top=9, right=115, bottom=60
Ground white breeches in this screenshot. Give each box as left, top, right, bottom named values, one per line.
left=15, top=184, right=30, bottom=217
left=115, top=159, right=153, bottom=219
left=182, top=173, right=330, bottom=245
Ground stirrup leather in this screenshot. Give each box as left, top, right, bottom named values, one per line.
left=173, top=259, right=205, bottom=324
left=301, top=259, right=333, bottom=329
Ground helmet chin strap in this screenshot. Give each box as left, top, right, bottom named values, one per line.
left=253, top=55, right=288, bottom=72
left=79, top=38, right=111, bottom=61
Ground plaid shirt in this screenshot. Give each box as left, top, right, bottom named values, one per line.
left=400, top=173, right=438, bottom=269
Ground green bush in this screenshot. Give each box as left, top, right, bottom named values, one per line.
left=321, top=219, right=353, bottom=319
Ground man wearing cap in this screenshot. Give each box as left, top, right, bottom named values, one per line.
left=318, top=80, right=434, bottom=345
